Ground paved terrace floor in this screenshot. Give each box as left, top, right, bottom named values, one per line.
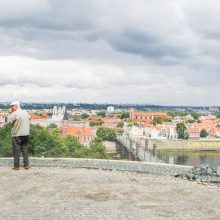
left=0, top=166, right=219, bottom=220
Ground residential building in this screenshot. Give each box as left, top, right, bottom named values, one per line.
left=188, top=127, right=200, bottom=140
left=214, top=127, right=220, bottom=138
left=101, top=117, right=122, bottom=128
left=130, top=111, right=167, bottom=123
left=61, top=126, right=95, bottom=144
left=127, top=124, right=177, bottom=140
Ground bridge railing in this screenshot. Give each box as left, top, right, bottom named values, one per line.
left=116, top=135, right=165, bottom=163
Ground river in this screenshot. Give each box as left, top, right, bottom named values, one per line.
left=156, top=150, right=220, bottom=167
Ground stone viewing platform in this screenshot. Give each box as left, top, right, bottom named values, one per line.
left=0, top=158, right=220, bottom=219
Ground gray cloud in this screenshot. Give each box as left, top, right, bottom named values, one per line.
left=0, top=0, right=220, bottom=105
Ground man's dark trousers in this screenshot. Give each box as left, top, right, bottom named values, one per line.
left=12, top=136, right=29, bottom=167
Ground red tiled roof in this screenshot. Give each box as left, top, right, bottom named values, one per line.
left=42, top=112, right=48, bottom=118
left=155, top=125, right=177, bottom=132
left=214, top=127, right=220, bottom=132
left=65, top=126, right=93, bottom=136
left=101, top=118, right=122, bottom=123
left=29, top=112, right=48, bottom=120
left=201, top=120, right=216, bottom=125
left=143, top=123, right=154, bottom=127
left=131, top=112, right=167, bottom=116
left=188, top=127, right=200, bottom=133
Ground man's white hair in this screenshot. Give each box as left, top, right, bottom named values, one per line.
left=10, top=101, right=21, bottom=107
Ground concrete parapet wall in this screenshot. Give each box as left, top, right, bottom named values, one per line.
left=0, top=158, right=193, bottom=176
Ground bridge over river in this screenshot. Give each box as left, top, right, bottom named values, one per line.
left=116, top=135, right=164, bottom=163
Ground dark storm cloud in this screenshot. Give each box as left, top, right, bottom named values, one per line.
left=106, top=30, right=193, bottom=62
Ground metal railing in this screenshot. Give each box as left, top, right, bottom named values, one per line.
left=116, top=135, right=165, bottom=163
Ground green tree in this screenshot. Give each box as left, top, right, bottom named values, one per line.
left=89, top=138, right=107, bottom=159
left=127, top=120, right=134, bottom=127
left=0, top=125, right=12, bottom=157
left=176, top=123, right=189, bottom=139
left=179, top=112, right=189, bottom=117
left=47, top=123, right=58, bottom=129
left=63, top=135, right=89, bottom=158
left=73, top=117, right=81, bottom=121
left=200, top=129, right=209, bottom=138
left=49, top=128, right=67, bottom=157
left=191, top=113, right=200, bottom=120
left=168, top=111, right=177, bottom=118
left=96, top=111, right=106, bottom=117
left=153, top=117, right=163, bottom=125
left=29, top=125, right=64, bottom=157
left=81, top=113, right=90, bottom=119
left=120, top=112, right=129, bottom=119
left=96, top=127, right=117, bottom=141
left=186, top=119, right=196, bottom=123
left=89, top=121, right=103, bottom=127
left=164, top=118, right=172, bottom=122
left=117, top=122, right=124, bottom=128
left=0, top=124, right=109, bottom=159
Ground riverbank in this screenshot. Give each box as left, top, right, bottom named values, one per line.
left=147, top=139, right=220, bottom=151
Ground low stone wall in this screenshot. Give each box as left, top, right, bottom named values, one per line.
left=176, top=166, right=220, bottom=183
left=0, top=157, right=193, bottom=176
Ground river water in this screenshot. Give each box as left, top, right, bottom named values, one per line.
left=156, top=150, right=220, bottom=167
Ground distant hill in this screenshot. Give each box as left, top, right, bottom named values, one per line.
left=0, top=102, right=211, bottom=111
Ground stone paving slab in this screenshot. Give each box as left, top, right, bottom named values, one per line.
left=0, top=166, right=219, bottom=220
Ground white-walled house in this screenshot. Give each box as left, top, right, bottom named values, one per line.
left=126, top=124, right=177, bottom=140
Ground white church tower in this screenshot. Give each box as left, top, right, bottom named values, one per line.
left=52, top=106, right=66, bottom=120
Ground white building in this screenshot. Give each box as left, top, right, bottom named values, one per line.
left=107, top=106, right=115, bottom=113
left=31, top=106, right=67, bottom=128
left=52, top=106, right=66, bottom=120
left=127, top=125, right=178, bottom=140
left=209, top=107, right=219, bottom=113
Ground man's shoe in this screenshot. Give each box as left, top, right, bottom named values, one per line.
left=12, top=166, right=19, bottom=170
left=24, top=165, right=30, bottom=170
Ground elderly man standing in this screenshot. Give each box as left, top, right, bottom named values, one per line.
left=6, top=101, right=30, bottom=170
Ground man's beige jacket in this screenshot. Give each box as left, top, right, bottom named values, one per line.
left=7, top=108, right=30, bottom=137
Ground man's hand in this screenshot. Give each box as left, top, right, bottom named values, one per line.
left=8, top=108, right=12, bottom=114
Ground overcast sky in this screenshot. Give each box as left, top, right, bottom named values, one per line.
left=0, top=0, right=220, bottom=106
